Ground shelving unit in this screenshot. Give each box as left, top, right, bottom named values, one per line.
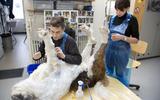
left=44, top=10, right=94, bottom=52
left=77, top=10, right=94, bottom=52
left=44, top=10, right=78, bottom=30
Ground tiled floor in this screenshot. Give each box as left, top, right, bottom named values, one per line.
left=0, top=34, right=160, bottom=100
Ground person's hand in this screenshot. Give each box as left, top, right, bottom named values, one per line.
left=55, top=47, right=65, bottom=59
left=111, top=34, right=124, bottom=41
left=33, top=51, right=42, bottom=60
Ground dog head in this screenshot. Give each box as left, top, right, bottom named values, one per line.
left=79, top=24, right=92, bottom=33
left=11, top=93, right=36, bottom=100
left=11, top=80, right=37, bottom=100
left=37, top=28, right=50, bottom=39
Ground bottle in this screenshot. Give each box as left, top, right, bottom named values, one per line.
left=76, top=80, right=84, bottom=100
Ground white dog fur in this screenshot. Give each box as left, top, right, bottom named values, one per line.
left=11, top=24, right=108, bottom=100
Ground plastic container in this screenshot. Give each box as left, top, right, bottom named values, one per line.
left=76, top=80, right=84, bottom=100
left=0, top=33, right=13, bottom=52
left=27, top=64, right=40, bottom=75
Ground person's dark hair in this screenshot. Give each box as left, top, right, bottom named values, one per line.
left=115, top=0, right=130, bottom=11
left=50, top=16, right=65, bottom=29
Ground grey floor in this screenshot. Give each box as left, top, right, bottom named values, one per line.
left=130, top=57, right=160, bottom=100
left=0, top=34, right=160, bottom=100
left=0, top=34, right=31, bottom=70
left=0, top=34, right=30, bottom=100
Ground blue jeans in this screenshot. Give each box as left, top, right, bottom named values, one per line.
left=105, top=43, right=131, bottom=87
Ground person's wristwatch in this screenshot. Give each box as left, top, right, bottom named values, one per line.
left=123, top=36, right=127, bottom=41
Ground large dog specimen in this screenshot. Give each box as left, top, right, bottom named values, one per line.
left=11, top=25, right=109, bottom=100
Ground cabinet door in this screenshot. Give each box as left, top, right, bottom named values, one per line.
left=133, top=0, right=146, bottom=32
left=152, top=22, right=160, bottom=56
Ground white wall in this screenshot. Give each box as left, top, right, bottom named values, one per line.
left=92, top=0, right=108, bottom=49
left=23, top=0, right=34, bottom=62
left=130, top=0, right=136, bottom=14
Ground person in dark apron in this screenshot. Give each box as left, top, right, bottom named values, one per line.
left=33, top=16, right=82, bottom=65
left=105, top=0, right=139, bottom=87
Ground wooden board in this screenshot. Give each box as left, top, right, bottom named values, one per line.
left=131, top=40, right=148, bottom=54
left=61, top=77, right=141, bottom=100
left=127, top=58, right=141, bottom=68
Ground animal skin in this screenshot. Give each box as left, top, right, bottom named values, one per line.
left=70, top=43, right=107, bottom=91
left=11, top=25, right=109, bottom=100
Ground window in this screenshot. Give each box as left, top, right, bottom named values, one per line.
left=13, top=0, right=24, bottom=19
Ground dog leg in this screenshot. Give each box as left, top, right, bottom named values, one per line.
left=80, top=24, right=97, bottom=63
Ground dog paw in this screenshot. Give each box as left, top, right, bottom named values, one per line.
left=80, top=24, right=91, bottom=33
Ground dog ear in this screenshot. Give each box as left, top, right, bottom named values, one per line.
left=11, top=95, right=18, bottom=100
left=24, top=94, right=36, bottom=100
left=11, top=94, right=24, bottom=100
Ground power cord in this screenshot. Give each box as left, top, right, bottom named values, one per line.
left=86, top=83, right=93, bottom=100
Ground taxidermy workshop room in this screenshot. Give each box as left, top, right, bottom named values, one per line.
left=0, top=0, right=160, bottom=100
